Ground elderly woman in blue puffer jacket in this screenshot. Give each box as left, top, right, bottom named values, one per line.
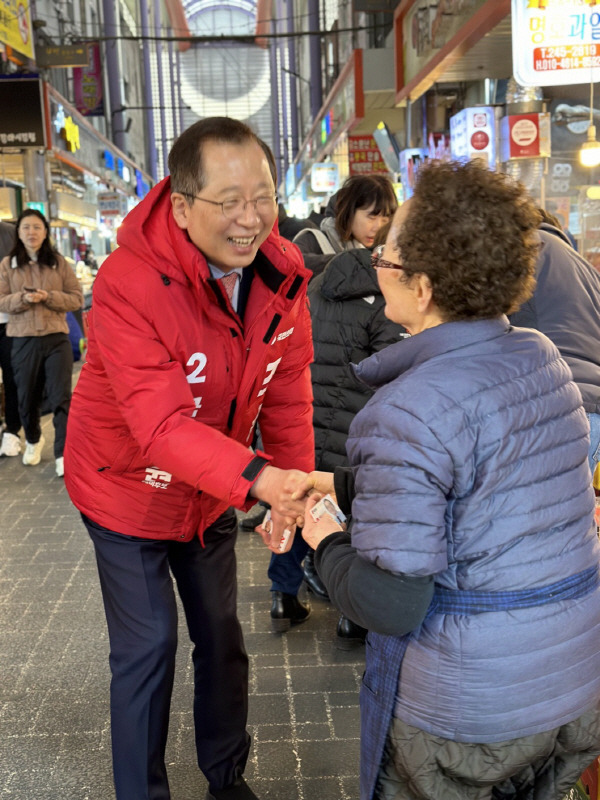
left=299, top=161, right=600, bottom=800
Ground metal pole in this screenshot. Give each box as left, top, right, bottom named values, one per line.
left=177, top=49, right=185, bottom=136
left=168, top=32, right=178, bottom=142
left=270, top=17, right=281, bottom=185
left=139, top=0, right=157, bottom=179
left=153, top=0, right=168, bottom=176
left=308, top=0, right=322, bottom=122
left=277, top=0, right=289, bottom=178
left=102, top=0, right=126, bottom=152
left=286, top=0, right=299, bottom=159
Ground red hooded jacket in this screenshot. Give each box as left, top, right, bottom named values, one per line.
left=64, top=178, right=315, bottom=541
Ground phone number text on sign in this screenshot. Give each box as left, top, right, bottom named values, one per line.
left=534, top=45, right=600, bottom=70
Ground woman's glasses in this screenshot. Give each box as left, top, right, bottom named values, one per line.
left=370, top=244, right=405, bottom=271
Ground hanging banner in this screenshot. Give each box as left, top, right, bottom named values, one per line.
left=0, top=0, right=34, bottom=59
left=73, top=42, right=104, bottom=117
left=512, top=0, right=600, bottom=86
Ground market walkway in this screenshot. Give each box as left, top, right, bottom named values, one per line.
left=0, top=414, right=363, bottom=800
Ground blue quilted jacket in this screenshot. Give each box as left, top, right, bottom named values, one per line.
left=348, top=316, right=600, bottom=742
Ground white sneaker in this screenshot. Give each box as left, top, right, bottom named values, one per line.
left=55, top=457, right=64, bottom=477
left=0, top=431, right=21, bottom=456
left=22, top=435, right=45, bottom=466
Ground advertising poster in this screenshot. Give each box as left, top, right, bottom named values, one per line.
left=73, top=42, right=104, bottom=117
left=348, top=135, right=390, bottom=176
left=0, top=0, right=34, bottom=59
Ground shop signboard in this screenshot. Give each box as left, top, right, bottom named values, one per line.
left=0, top=0, right=34, bottom=59
left=98, top=191, right=128, bottom=217
left=36, top=43, right=89, bottom=68
left=0, top=78, right=45, bottom=147
left=310, top=163, right=339, bottom=193
left=512, top=0, right=600, bottom=86
left=500, top=112, right=551, bottom=160
left=348, top=135, right=389, bottom=176
left=73, top=42, right=104, bottom=117
left=450, top=107, right=497, bottom=169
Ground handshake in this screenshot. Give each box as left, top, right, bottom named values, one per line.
left=249, top=466, right=346, bottom=554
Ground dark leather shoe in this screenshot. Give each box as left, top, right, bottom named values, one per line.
left=205, top=777, right=258, bottom=800
left=303, top=549, right=330, bottom=601
left=239, top=502, right=268, bottom=531
left=270, top=591, right=311, bottom=633
left=335, top=615, right=367, bottom=650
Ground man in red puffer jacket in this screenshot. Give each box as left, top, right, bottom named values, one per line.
left=65, top=118, right=314, bottom=800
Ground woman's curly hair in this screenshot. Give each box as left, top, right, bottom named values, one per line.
left=396, top=161, right=541, bottom=320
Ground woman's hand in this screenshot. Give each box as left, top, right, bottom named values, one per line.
left=301, top=494, right=344, bottom=551
left=24, top=289, right=48, bottom=303
left=292, top=470, right=335, bottom=500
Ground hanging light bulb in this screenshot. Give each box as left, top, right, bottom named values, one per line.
left=579, top=79, right=600, bottom=167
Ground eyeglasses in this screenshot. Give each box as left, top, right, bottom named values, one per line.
left=371, top=244, right=405, bottom=271
left=182, top=192, right=277, bottom=220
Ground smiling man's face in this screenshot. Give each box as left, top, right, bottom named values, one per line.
left=171, top=138, right=277, bottom=273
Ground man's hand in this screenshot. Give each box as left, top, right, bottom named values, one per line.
left=292, top=470, right=335, bottom=501
left=301, top=494, right=344, bottom=551
left=250, top=465, right=309, bottom=525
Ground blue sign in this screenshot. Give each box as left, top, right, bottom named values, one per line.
left=103, top=150, right=115, bottom=170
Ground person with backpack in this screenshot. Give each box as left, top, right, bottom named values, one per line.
left=293, top=174, right=397, bottom=280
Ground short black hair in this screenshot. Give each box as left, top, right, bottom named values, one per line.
left=168, top=117, right=265, bottom=197
left=335, top=175, right=397, bottom=241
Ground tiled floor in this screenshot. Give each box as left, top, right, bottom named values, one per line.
left=0, top=415, right=363, bottom=800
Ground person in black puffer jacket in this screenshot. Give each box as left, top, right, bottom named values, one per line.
left=268, top=233, right=407, bottom=647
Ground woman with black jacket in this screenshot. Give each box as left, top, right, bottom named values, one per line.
left=268, top=222, right=407, bottom=646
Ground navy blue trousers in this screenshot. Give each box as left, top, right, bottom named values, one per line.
left=267, top=529, right=309, bottom=594
left=84, top=509, right=250, bottom=800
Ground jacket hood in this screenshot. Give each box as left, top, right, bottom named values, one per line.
left=539, top=222, right=571, bottom=246
left=314, top=248, right=380, bottom=302
left=116, top=176, right=303, bottom=288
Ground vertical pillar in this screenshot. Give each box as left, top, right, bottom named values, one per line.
left=177, top=49, right=185, bottom=135
left=139, top=0, right=157, bottom=179
left=153, top=0, right=168, bottom=176
left=168, top=33, right=178, bottom=141
left=277, top=0, right=289, bottom=178
left=286, top=0, right=299, bottom=159
left=102, top=0, right=126, bottom=152
left=23, top=150, right=48, bottom=205
left=270, top=16, right=281, bottom=184
left=308, top=0, right=322, bottom=122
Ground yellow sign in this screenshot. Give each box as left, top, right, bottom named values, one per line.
left=63, top=115, right=80, bottom=152
left=0, top=0, right=34, bottom=59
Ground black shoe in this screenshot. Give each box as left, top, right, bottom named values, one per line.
left=205, top=777, right=258, bottom=800
left=239, top=502, right=268, bottom=531
left=270, top=591, right=311, bottom=633
left=335, top=615, right=367, bottom=650
left=303, top=549, right=330, bottom=601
